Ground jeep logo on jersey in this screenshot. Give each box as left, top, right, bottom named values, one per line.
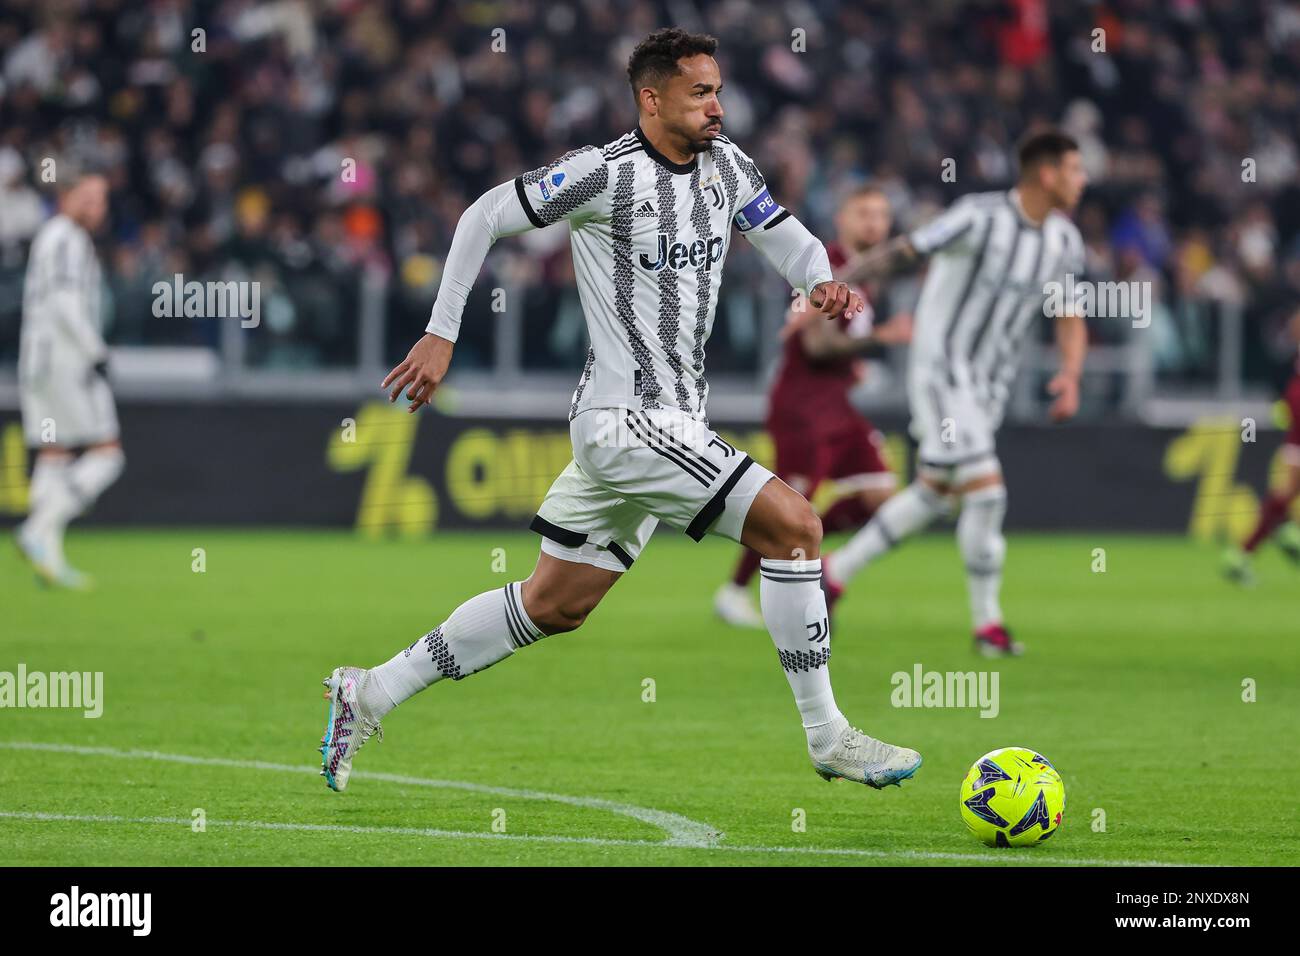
left=639, top=234, right=725, bottom=272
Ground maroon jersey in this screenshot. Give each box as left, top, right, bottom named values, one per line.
left=767, top=241, right=874, bottom=436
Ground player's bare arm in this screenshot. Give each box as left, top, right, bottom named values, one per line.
left=799, top=306, right=913, bottom=360
left=839, top=235, right=920, bottom=287
left=1047, top=312, right=1087, bottom=422
left=383, top=332, right=455, bottom=413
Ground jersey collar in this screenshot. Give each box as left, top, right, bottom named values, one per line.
left=635, top=126, right=699, bottom=175
left=1007, top=188, right=1045, bottom=230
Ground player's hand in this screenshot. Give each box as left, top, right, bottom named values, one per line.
left=382, top=333, right=455, bottom=413
left=86, top=357, right=109, bottom=385
left=808, top=280, right=864, bottom=321
left=1047, top=372, right=1080, bottom=422
left=871, top=313, right=913, bottom=346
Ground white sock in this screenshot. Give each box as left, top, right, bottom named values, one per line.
left=958, top=484, right=1007, bottom=630
left=21, top=456, right=71, bottom=536
left=22, top=449, right=123, bottom=566
left=826, top=481, right=945, bottom=584
left=67, top=446, right=126, bottom=504
left=37, top=446, right=125, bottom=531
left=366, top=581, right=544, bottom=719
left=758, top=558, right=843, bottom=751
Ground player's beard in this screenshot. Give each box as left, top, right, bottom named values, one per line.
left=684, top=122, right=722, bottom=154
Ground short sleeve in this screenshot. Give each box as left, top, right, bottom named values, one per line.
left=514, top=147, right=609, bottom=228
left=909, top=196, right=979, bottom=255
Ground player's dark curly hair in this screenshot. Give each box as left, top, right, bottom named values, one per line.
left=627, top=28, right=719, bottom=101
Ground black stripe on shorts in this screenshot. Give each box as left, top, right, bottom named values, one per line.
left=530, top=514, right=587, bottom=548
left=686, top=456, right=755, bottom=541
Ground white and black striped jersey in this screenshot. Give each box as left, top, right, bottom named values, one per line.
left=19, top=213, right=106, bottom=382
left=907, top=189, right=1085, bottom=414
left=426, top=127, right=832, bottom=422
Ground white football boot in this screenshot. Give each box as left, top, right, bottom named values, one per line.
left=319, top=667, right=384, bottom=792
left=15, top=524, right=57, bottom=585
left=810, top=719, right=922, bottom=789
left=713, top=582, right=765, bottom=629
left=14, top=524, right=90, bottom=589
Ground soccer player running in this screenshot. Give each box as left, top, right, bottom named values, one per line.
left=714, top=184, right=912, bottom=628
left=14, top=168, right=125, bottom=589
left=319, top=29, right=922, bottom=792
left=1223, top=306, right=1300, bottom=583
left=808, top=131, right=1089, bottom=657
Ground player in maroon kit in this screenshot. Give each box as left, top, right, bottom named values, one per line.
left=1223, top=306, right=1300, bottom=584
left=715, top=185, right=912, bottom=627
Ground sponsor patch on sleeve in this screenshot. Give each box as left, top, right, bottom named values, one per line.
left=537, top=168, right=568, bottom=202
left=733, top=188, right=781, bottom=231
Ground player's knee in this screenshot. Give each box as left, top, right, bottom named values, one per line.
left=776, top=500, right=822, bottom=558
left=91, top=443, right=125, bottom=467
left=525, top=592, right=599, bottom=635
left=958, top=510, right=1005, bottom=569
left=960, top=526, right=1005, bottom=568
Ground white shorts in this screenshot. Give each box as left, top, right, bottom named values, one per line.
left=908, top=373, right=999, bottom=477
left=532, top=406, right=775, bottom=572
left=20, top=370, right=119, bottom=448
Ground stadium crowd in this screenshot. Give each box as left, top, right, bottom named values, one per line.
left=1, top=0, right=1298, bottom=386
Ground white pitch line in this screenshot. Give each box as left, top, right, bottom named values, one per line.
left=0, top=810, right=1189, bottom=866
left=0, top=740, right=720, bottom=848
left=0, top=810, right=669, bottom=851
left=0, top=741, right=1190, bottom=866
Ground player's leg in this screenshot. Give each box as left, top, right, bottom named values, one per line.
left=817, top=486, right=881, bottom=533
left=715, top=427, right=821, bottom=629
left=740, top=476, right=922, bottom=787
left=1226, top=448, right=1300, bottom=582
left=318, top=454, right=651, bottom=791
left=367, top=550, right=621, bottom=713
left=817, top=422, right=897, bottom=533
left=1275, top=455, right=1300, bottom=563
left=1225, top=380, right=1300, bottom=583
left=950, top=456, right=1020, bottom=657
left=15, top=447, right=75, bottom=580
left=822, top=472, right=949, bottom=594
left=16, top=377, right=72, bottom=580
left=572, top=405, right=920, bottom=788
left=822, top=388, right=953, bottom=597
left=16, top=375, right=124, bottom=586
left=320, top=550, right=621, bottom=791
left=29, top=439, right=125, bottom=586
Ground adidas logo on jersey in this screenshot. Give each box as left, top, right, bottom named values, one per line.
left=634, top=200, right=656, bottom=218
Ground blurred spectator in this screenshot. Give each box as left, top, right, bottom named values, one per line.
left=0, top=0, right=1295, bottom=385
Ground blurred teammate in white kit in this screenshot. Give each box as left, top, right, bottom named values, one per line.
left=15, top=167, right=125, bottom=588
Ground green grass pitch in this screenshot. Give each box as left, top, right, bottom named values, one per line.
left=2, top=528, right=1297, bottom=866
